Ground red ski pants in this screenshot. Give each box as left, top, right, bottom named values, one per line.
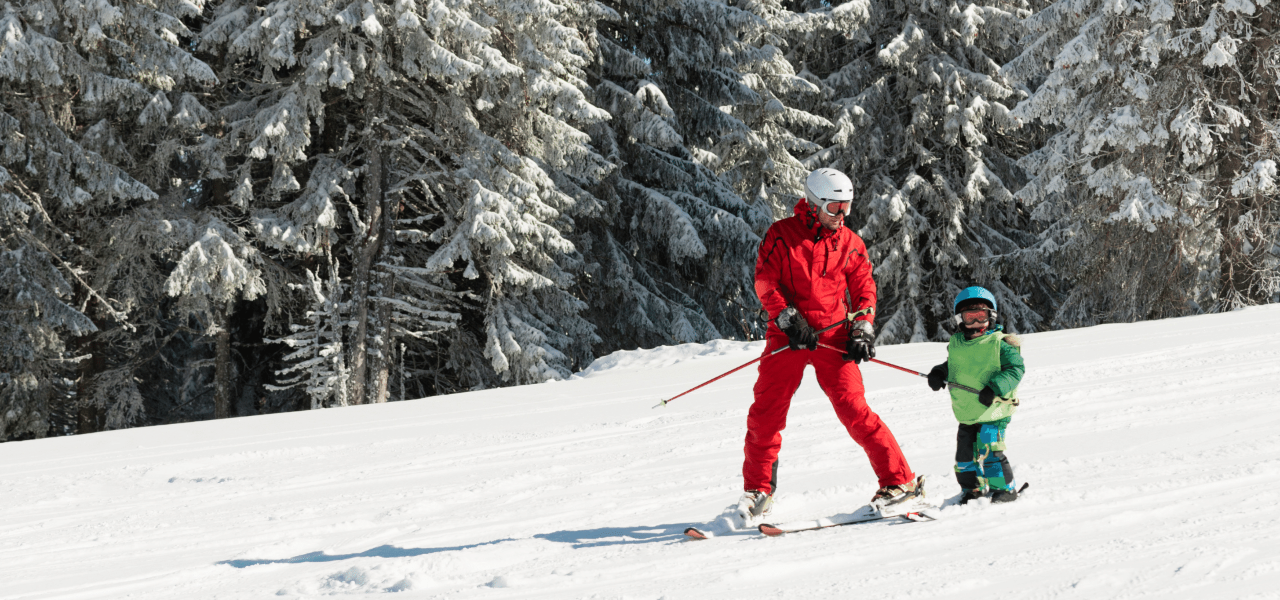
left=743, top=344, right=914, bottom=494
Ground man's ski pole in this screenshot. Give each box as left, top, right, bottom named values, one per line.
left=814, top=343, right=982, bottom=395
left=653, top=313, right=865, bottom=409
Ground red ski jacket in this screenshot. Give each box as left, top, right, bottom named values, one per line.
left=755, top=199, right=877, bottom=347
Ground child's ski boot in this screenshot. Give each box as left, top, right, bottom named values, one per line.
left=959, top=489, right=985, bottom=505
left=990, top=487, right=1020, bottom=503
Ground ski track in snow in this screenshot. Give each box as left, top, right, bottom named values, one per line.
left=2, top=307, right=1280, bottom=598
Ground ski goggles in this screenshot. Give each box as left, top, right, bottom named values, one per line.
left=816, top=199, right=851, bottom=217
left=957, top=307, right=995, bottom=326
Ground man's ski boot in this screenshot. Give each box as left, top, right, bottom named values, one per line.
left=736, top=490, right=774, bottom=523
left=870, top=475, right=926, bottom=514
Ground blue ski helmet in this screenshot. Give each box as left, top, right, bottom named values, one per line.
left=953, top=286, right=997, bottom=313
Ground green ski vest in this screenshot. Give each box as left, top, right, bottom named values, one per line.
left=948, top=331, right=1019, bottom=424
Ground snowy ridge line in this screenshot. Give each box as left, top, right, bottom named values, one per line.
left=574, top=339, right=762, bottom=378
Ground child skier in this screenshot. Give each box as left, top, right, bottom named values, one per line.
left=927, top=286, right=1024, bottom=504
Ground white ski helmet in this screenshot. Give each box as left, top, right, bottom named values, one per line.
left=804, top=168, right=855, bottom=216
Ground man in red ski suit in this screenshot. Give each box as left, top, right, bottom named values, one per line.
left=738, top=168, right=917, bottom=520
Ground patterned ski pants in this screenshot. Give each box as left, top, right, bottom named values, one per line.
left=955, top=417, right=1015, bottom=493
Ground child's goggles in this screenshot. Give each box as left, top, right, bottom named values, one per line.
left=957, top=307, right=995, bottom=326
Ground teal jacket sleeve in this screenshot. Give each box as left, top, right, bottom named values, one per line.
left=986, top=341, right=1024, bottom=396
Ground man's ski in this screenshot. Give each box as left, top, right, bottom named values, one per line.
left=686, top=475, right=942, bottom=540
left=757, top=504, right=935, bottom=536
left=684, top=525, right=759, bottom=540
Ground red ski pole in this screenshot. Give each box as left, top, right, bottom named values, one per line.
left=814, top=343, right=982, bottom=395
left=653, top=314, right=862, bottom=409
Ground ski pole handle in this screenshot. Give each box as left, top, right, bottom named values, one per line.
left=846, top=306, right=874, bottom=322
left=947, top=382, right=982, bottom=395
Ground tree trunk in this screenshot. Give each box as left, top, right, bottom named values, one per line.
left=348, top=88, right=386, bottom=406
left=368, top=88, right=398, bottom=404
left=1219, top=7, right=1275, bottom=308
left=75, top=333, right=105, bottom=434
left=213, top=301, right=234, bottom=419
left=369, top=182, right=399, bottom=404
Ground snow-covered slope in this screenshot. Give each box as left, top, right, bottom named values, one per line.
left=3, top=307, right=1280, bottom=599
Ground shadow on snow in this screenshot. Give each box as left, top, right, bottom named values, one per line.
left=220, top=523, right=691, bottom=568
left=533, top=522, right=691, bottom=548
left=219, top=539, right=514, bottom=568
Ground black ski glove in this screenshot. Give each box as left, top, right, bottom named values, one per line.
left=776, top=307, right=817, bottom=351
left=843, top=321, right=876, bottom=363
left=978, top=386, right=996, bottom=407
left=927, top=364, right=947, bottom=392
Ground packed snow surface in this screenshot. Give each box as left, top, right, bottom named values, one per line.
left=4, top=307, right=1280, bottom=599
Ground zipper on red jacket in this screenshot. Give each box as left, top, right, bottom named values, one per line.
left=822, top=236, right=833, bottom=276
left=812, top=226, right=834, bottom=277
left=804, top=202, right=835, bottom=277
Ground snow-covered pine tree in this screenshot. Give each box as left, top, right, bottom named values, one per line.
left=160, top=216, right=268, bottom=417
left=0, top=0, right=216, bottom=437
left=786, top=0, right=1046, bottom=342
left=196, top=0, right=457, bottom=404
left=87, top=20, right=253, bottom=424
left=1006, top=0, right=1280, bottom=325
left=192, top=0, right=365, bottom=407
left=266, top=258, right=351, bottom=408
left=722, top=0, right=836, bottom=221
left=200, top=0, right=609, bottom=398
left=0, top=223, right=96, bottom=439
left=585, top=0, right=775, bottom=350
left=416, top=0, right=613, bottom=386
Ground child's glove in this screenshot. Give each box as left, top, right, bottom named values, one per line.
left=927, top=364, right=947, bottom=391
left=978, top=386, right=996, bottom=406
left=776, top=307, right=818, bottom=351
